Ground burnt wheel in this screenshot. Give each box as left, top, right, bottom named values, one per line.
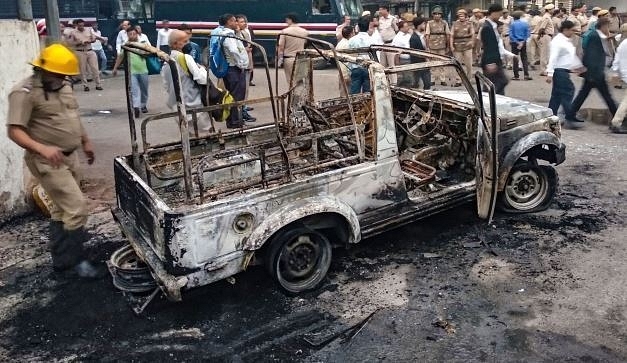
left=266, top=227, right=331, bottom=294
left=498, top=163, right=557, bottom=213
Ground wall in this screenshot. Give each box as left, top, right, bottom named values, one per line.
left=0, top=20, right=40, bottom=222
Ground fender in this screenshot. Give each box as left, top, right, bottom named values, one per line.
left=243, top=196, right=361, bottom=250
left=498, top=131, right=563, bottom=191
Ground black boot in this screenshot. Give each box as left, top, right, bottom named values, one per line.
left=65, top=228, right=106, bottom=279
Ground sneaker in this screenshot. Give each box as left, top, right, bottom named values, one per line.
left=524, top=76, right=533, bottom=81
left=610, top=125, right=627, bottom=134
left=74, top=260, right=106, bottom=279
left=134, top=108, right=140, bottom=118
left=249, top=81, right=256, bottom=86
left=227, top=123, right=244, bottom=129
left=141, top=107, right=148, bottom=113
left=512, top=76, right=520, bottom=81
left=84, top=86, right=90, bottom=92
left=95, top=86, right=103, bottom=91
left=244, top=116, right=257, bottom=122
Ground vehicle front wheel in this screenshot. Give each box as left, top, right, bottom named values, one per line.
left=266, top=227, right=332, bottom=294
left=498, top=163, right=557, bottom=213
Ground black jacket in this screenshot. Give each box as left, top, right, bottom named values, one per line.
left=480, top=21, right=501, bottom=67
left=409, top=32, right=426, bottom=63
left=582, top=30, right=608, bottom=81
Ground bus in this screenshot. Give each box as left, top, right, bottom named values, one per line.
left=30, top=0, right=362, bottom=66
left=153, top=0, right=363, bottom=63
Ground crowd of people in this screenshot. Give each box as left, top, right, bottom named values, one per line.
left=332, top=3, right=625, bottom=133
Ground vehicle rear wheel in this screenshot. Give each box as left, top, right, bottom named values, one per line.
left=266, top=227, right=332, bottom=294
left=498, top=163, right=557, bottom=213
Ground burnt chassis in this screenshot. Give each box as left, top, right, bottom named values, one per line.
left=111, top=38, right=372, bottom=304
left=111, top=40, right=565, bottom=306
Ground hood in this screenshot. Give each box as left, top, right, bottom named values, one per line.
left=429, top=90, right=554, bottom=130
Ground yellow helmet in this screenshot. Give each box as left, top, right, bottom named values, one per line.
left=31, top=43, right=80, bottom=76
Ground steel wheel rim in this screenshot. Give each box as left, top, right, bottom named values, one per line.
left=276, top=233, right=328, bottom=291
left=504, top=168, right=548, bottom=210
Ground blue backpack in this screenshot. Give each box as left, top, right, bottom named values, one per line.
left=210, top=34, right=228, bottom=79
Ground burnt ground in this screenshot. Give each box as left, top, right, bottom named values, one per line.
left=1, top=70, right=627, bottom=361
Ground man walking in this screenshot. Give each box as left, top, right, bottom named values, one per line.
left=608, top=7, right=621, bottom=49
left=68, top=19, right=102, bottom=92
left=470, top=8, right=485, bottom=65
left=409, top=17, right=431, bottom=90
left=112, top=26, right=151, bottom=118
left=91, top=22, right=108, bottom=75
left=222, top=14, right=256, bottom=127
left=425, top=6, right=451, bottom=86
left=156, top=20, right=173, bottom=54
left=451, top=9, right=474, bottom=86
left=481, top=4, right=512, bottom=95
left=6, top=44, right=101, bottom=278
left=510, top=11, right=532, bottom=81
left=277, top=13, right=309, bottom=87
left=569, top=18, right=618, bottom=129
left=610, top=35, right=627, bottom=133
left=545, top=20, right=586, bottom=127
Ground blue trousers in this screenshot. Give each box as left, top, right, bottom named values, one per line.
left=548, top=69, right=575, bottom=119
left=131, top=73, right=149, bottom=108
left=94, top=48, right=107, bottom=71
left=350, top=67, right=371, bottom=94
left=224, top=66, right=247, bottom=126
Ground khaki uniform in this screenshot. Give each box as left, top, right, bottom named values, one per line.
left=528, top=15, right=542, bottom=64
left=426, top=19, right=451, bottom=84
left=609, top=15, right=621, bottom=49
left=278, top=24, right=309, bottom=86
left=67, top=27, right=101, bottom=88
left=567, top=14, right=584, bottom=58
left=451, top=20, right=474, bottom=81
left=535, top=13, right=555, bottom=74
left=7, top=75, right=88, bottom=269
left=7, top=76, right=87, bottom=230
left=552, top=16, right=562, bottom=35
left=471, top=17, right=485, bottom=64
left=378, top=14, right=399, bottom=78
left=578, top=13, right=589, bottom=33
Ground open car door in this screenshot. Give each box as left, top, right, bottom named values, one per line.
left=474, top=72, right=499, bottom=223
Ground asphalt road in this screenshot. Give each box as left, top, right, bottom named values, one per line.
left=0, top=65, right=626, bottom=362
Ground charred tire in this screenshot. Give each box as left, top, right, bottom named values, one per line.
left=266, top=227, right=332, bottom=294
left=498, top=163, right=557, bottom=213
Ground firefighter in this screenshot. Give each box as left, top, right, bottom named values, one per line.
left=6, top=44, right=102, bottom=278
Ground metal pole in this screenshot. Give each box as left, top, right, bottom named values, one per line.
left=17, top=0, right=33, bottom=20
left=44, top=0, right=61, bottom=43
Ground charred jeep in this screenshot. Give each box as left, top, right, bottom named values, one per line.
left=110, top=40, right=564, bottom=305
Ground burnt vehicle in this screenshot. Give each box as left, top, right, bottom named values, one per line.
left=109, top=39, right=565, bottom=310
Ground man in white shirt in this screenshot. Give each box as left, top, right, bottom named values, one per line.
left=610, top=38, right=627, bottom=133
left=349, top=16, right=374, bottom=94
left=135, top=25, right=151, bottom=44
left=156, top=20, right=173, bottom=54
left=115, top=20, right=130, bottom=54
left=222, top=14, right=255, bottom=127
left=336, top=26, right=353, bottom=97
left=391, top=20, right=412, bottom=87
left=161, top=30, right=211, bottom=131
left=546, top=20, right=586, bottom=127
left=91, top=23, right=109, bottom=75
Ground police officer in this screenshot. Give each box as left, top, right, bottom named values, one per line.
left=6, top=44, right=101, bottom=278
left=451, top=9, right=475, bottom=86
left=536, top=4, right=556, bottom=76
left=425, top=6, right=451, bottom=85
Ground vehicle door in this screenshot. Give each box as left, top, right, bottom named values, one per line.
left=474, top=72, right=499, bottom=223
